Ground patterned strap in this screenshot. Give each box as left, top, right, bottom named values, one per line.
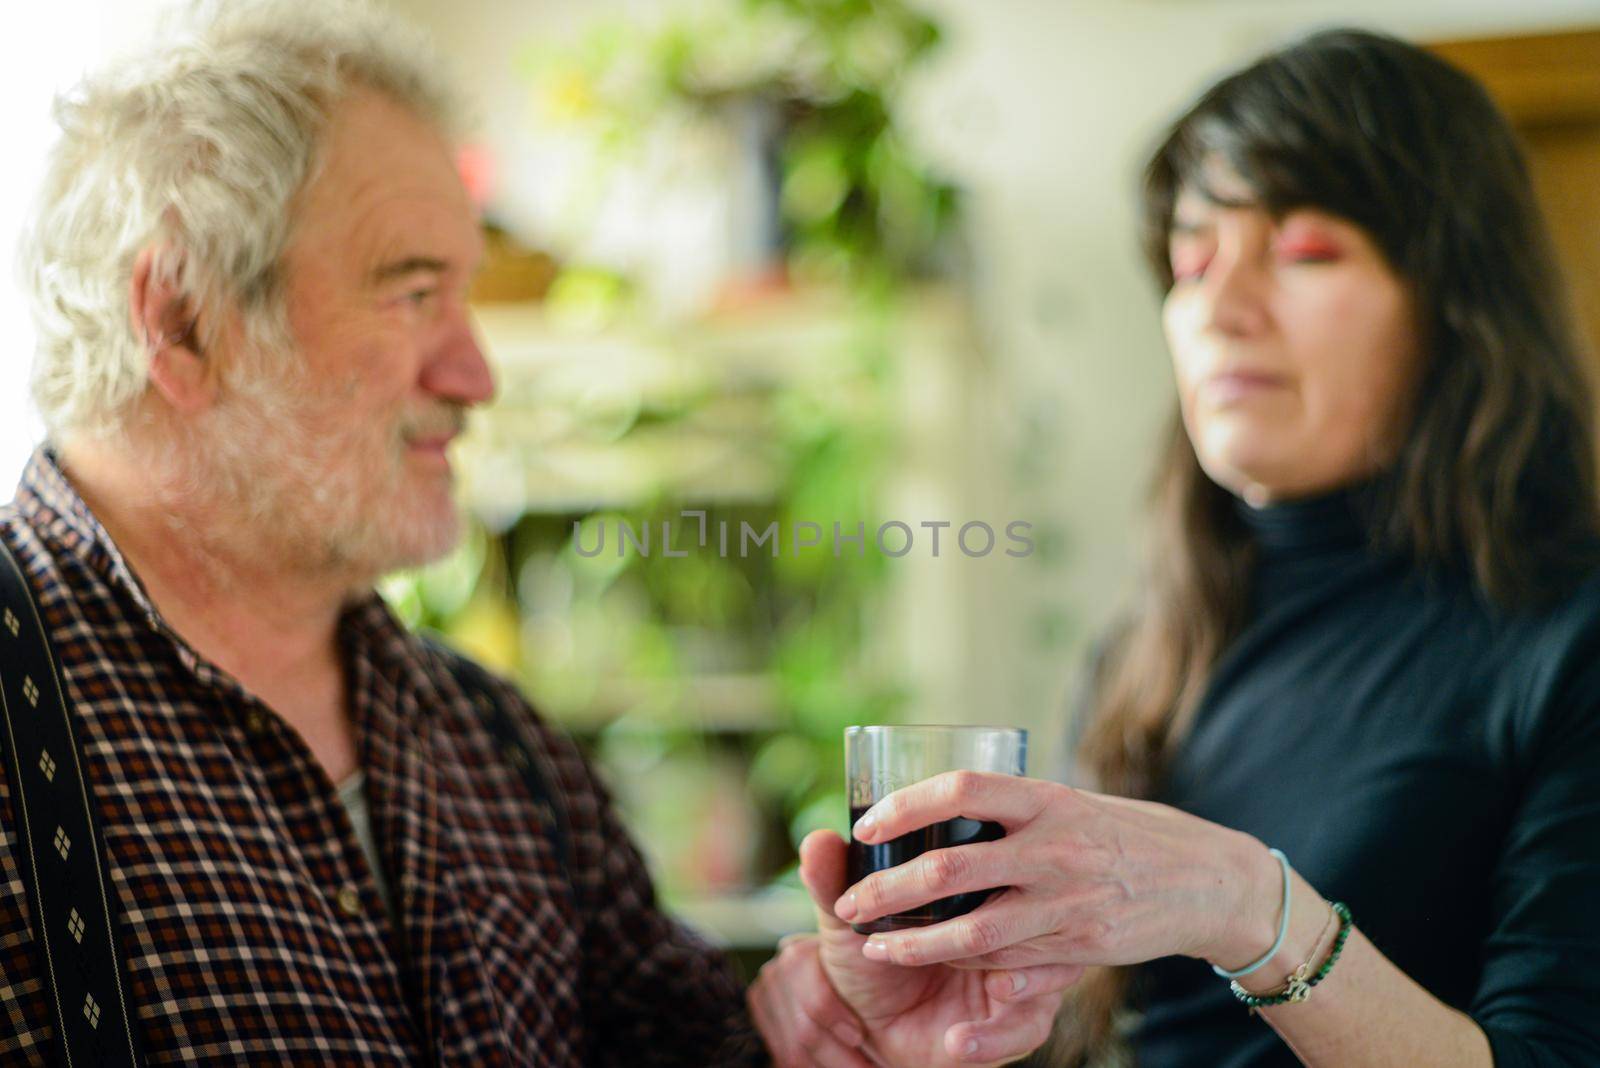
left=0, top=537, right=147, bottom=1067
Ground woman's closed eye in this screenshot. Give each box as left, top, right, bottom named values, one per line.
left=1273, top=216, right=1345, bottom=264
left=1175, top=235, right=1342, bottom=271
left=1275, top=240, right=1341, bottom=265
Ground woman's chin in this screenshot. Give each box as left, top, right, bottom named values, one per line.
left=1196, top=448, right=1297, bottom=505
left=1206, top=464, right=1364, bottom=508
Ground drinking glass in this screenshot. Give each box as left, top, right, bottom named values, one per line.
left=844, top=724, right=1027, bottom=935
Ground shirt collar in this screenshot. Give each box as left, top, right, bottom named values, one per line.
left=14, top=443, right=165, bottom=627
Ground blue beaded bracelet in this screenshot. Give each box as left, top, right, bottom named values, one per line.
left=1211, top=847, right=1291, bottom=980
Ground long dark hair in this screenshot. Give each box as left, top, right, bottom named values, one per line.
left=1056, top=27, right=1600, bottom=1065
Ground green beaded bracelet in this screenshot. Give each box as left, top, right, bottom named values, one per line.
left=1229, top=901, right=1353, bottom=1012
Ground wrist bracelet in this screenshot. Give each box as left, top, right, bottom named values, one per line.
left=1230, top=901, right=1353, bottom=1013
left=1211, top=847, right=1292, bottom=980
left=1233, top=899, right=1335, bottom=1007
left=1304, top=900, right=1338, bottom=966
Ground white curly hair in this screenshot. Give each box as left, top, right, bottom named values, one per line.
left=15, top=0, right=469, bottom=441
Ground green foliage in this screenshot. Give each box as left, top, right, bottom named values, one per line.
left=519, top=0, right=957, bottom=284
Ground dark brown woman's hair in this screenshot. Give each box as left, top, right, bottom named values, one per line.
left=1052, top=26, right=1600, bottom=1066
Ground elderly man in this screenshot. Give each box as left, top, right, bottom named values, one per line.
left=0, top=2, right=1071, bottom=1065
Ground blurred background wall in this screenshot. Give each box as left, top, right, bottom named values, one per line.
left=4, top=0, right=1598, bottom=969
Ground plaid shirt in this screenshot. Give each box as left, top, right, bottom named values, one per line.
left=0, top=447, right=765, bottom=1066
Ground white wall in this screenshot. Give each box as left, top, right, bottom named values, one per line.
left=0, top=0, right=177, bottom=492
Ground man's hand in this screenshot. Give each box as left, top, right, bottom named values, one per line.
left=799, top=830, right=1083, bottom=1066
left=747, top=934, right=875, bottom=1068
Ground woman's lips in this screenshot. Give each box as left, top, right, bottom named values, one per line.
left=1203, top=370, right=1289, bottom=405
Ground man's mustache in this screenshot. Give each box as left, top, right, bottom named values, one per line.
left=399, top=404, right=467, bottom=441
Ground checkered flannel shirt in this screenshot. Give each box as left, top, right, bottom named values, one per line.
left=0, top=447, right=765, bottom=1066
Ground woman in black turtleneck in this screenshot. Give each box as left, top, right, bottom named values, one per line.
left=796, top=28, right=1600, bottom=1068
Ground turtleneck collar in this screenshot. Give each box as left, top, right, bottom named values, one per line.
left=1233, top=480, right=1376, bottom=561
left=1232, top=481, right=1387, bottom=615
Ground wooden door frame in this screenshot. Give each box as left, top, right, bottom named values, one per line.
left=1427, top=28, right=1600, bottom=128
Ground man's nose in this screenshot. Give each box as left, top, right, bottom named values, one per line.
left=420, top=316, right=496, bottom=407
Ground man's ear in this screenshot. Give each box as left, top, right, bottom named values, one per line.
left=130, top=246, right=214, bottom=414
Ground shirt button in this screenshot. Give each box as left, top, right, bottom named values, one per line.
left=336, top=885, right=362, bottom=917
left=243, top=710, right=268, bottom=736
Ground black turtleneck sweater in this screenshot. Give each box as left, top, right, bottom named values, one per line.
left=1108, top=488, right=1600, bottom=1067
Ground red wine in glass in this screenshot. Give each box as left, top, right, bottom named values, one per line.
left=846, top=805, right=1005, bottom=935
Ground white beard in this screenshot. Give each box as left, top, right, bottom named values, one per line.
left=156, top=351, right=466, bottom=590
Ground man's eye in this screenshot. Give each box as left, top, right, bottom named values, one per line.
left=404, top=288, right=436, bottom=306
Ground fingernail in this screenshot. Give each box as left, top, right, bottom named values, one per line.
left=853, top=809, right=878, bottom=839
left=1010, top=971, right=1027, bottom=996
left=834, top=892, right=858, bottom=921
left=862, top=937, right=889, bottom=961
left=963, top=1038, right=979, bottom=1057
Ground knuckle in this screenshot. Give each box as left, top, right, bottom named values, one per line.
left=1043, top=835, right=1084, bottom=874
left=890, top=937, right=924, bottom=967
left=1068, top=915, right=1115, bottom=954
left=947, top=769, right=983, bottom=805
left=799, top=980, right=833, bottom=1019
left=928, top=847, right=970, bottom=891
left=966, top=914, right=1005, bottom=954
left=1045, top=782, right=1077, bottom=814
left=983, top=945, right=1026, bottom=969
left=988, top=969, right=1019, bottom=1000
left=856, top=875, right=885, bottom=914
left=791, top=1010, right=821, bottom=1043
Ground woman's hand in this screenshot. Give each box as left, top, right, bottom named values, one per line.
left=747, top=934, right=876, bottom=1068
left=799, top=830, right=1084, bottom=1067
left=830, top=771, right=1277, bottom=973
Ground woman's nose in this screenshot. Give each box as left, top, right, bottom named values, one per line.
left=1198, top=247, right=1270, bottom=338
